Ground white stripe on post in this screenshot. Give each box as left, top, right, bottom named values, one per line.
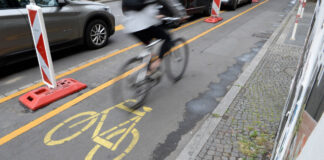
left=31, top=13, right=42, bottom=43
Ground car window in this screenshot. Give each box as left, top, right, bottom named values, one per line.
left=17, top=0, right=29, bottom=8
left=16, top=0, right=58, bottom=8
left=35, top=0, right=58, bottom=7
left=0, top=0, right=20, bottom=9
left=0, top=0, right=9, bottom=9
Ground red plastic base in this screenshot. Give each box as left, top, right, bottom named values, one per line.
left=204, top=17, right=223, bottom=23
left=19, top=78, right=87, bottom=111
left=252, top=0, right=259, bottom=2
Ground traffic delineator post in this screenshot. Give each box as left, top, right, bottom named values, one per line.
left=27, top=4, right=56, bottom=88
left=205, top=0, right=223, bottom=23
left=20, top=3, right=87, bottom=111
left=291, top=0, right=306, bottom=40
left=300, top=0, right=307, bottom=18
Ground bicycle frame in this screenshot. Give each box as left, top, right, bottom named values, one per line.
left=135, top=39, right=162, bottom=83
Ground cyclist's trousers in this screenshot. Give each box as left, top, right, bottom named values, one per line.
left=131, top=25, right=173, bottom=59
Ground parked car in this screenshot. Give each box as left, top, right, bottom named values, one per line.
left=179, top=0, right=212, bottom=16
left=0, top=0, right=115, bottom=67
left=178, top=0, right=252, bottom=15
left=221, top=0, right=252, bottom=10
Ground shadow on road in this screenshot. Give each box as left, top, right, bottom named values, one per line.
left=0, top=45, right=89, bottom=78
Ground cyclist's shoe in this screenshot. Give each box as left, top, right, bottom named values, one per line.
left=147, top=68, right=163, bottom=81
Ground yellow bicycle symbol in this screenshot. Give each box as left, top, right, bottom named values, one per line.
left=44, top=100, right=152, bottom=160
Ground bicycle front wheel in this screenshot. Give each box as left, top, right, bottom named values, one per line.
left=113, top=57, right=149, bottom=109
left=165, top=38, right=189, bottom=82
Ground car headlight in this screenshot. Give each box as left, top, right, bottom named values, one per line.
left=104, top=7, right=111, bottom=13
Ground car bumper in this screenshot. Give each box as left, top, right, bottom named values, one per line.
left=221, top=0, right=231, bottom=5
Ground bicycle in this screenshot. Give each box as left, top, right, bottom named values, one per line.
left=113, top=17, right=189, bottom=109
left=44, top=100, right=152, bottom=160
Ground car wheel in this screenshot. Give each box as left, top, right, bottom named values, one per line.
left=203, top=0, right=213, bottom=16
left=247, top=0, right=252, bottom=4
left=85, top=19, right=109, bottom=49
left=229, top=0, right=238, bottom=10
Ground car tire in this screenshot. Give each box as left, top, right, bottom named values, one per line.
left=247, top=0, right=252, bottom=4
left=229, top=0, right=238, bottom=10
left=203, top=0, right=213, bottom=16
left=85, top=19, right=110, bottom=49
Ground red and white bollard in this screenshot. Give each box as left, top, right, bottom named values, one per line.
left=300, top=0, right=307, bottom=18
left=205, top=0, right=223, bottom=23
left=19, top=2, right=87, bottom=111
left=27, top=4, right=56, bottom=88
left=291, top=0, right=307, bottom=40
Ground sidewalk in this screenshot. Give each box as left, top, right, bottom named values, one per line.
left=177, top=1, right=315, bottom=160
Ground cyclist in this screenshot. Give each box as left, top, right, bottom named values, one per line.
left=122, top=0, right=186, bottom=78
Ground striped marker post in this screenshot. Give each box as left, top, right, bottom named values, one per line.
left=20, top=3, right=87, bottom=111
left=300, top=0, right=307, bottom=18
left=205, top=0, right=223, bottom=23
left=26, top=4, right=56, bottom=88
left=291, top=0, right=305, bottom=40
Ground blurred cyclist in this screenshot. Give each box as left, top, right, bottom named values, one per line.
left=122, top=0, right=186, bottom=77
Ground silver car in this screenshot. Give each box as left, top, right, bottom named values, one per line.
left=0, top=0, right=115, bottom=66
left=222, top=0, right=252, bottom=10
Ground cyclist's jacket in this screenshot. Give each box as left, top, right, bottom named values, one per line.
left=122, top=0, right=186, bottom=33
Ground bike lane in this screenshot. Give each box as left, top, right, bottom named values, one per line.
left=0, top=0, right=293, bottom=159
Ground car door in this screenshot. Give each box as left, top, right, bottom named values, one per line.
left=180, top=0, right=207, bottom=14
left=178, top=0, right=188, bottom=8
left=187, top=0, right=205, bottom=9
left=0, top=0, right=33, bottom=57
left=17, top=0, right=79, bottom=45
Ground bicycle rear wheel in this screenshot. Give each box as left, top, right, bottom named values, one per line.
left=113, top=57, right=149, bottom=109
left=165, top=38, right=189, bottom=82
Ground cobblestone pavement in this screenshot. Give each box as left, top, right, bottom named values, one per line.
left=194, top=3, right=315, bottom=160
left=196, top=44, right=303, bottom=160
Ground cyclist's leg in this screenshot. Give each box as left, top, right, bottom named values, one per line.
left=149, top=26, right=173, bottom=71
left=131, top=28, right=156, bottom=75
left=131, top=28, right=152, bottom=46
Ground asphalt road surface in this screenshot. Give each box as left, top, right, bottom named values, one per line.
left=0, top=0, right=295, bottom=159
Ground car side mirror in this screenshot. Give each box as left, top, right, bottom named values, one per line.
left=57, top=0, right=66, bottom=7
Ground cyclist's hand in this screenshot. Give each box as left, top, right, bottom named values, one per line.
left=156, top=15, right=165, bottom=19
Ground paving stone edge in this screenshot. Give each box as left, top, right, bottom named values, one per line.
left=175, top=3, right=298, bottom=160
